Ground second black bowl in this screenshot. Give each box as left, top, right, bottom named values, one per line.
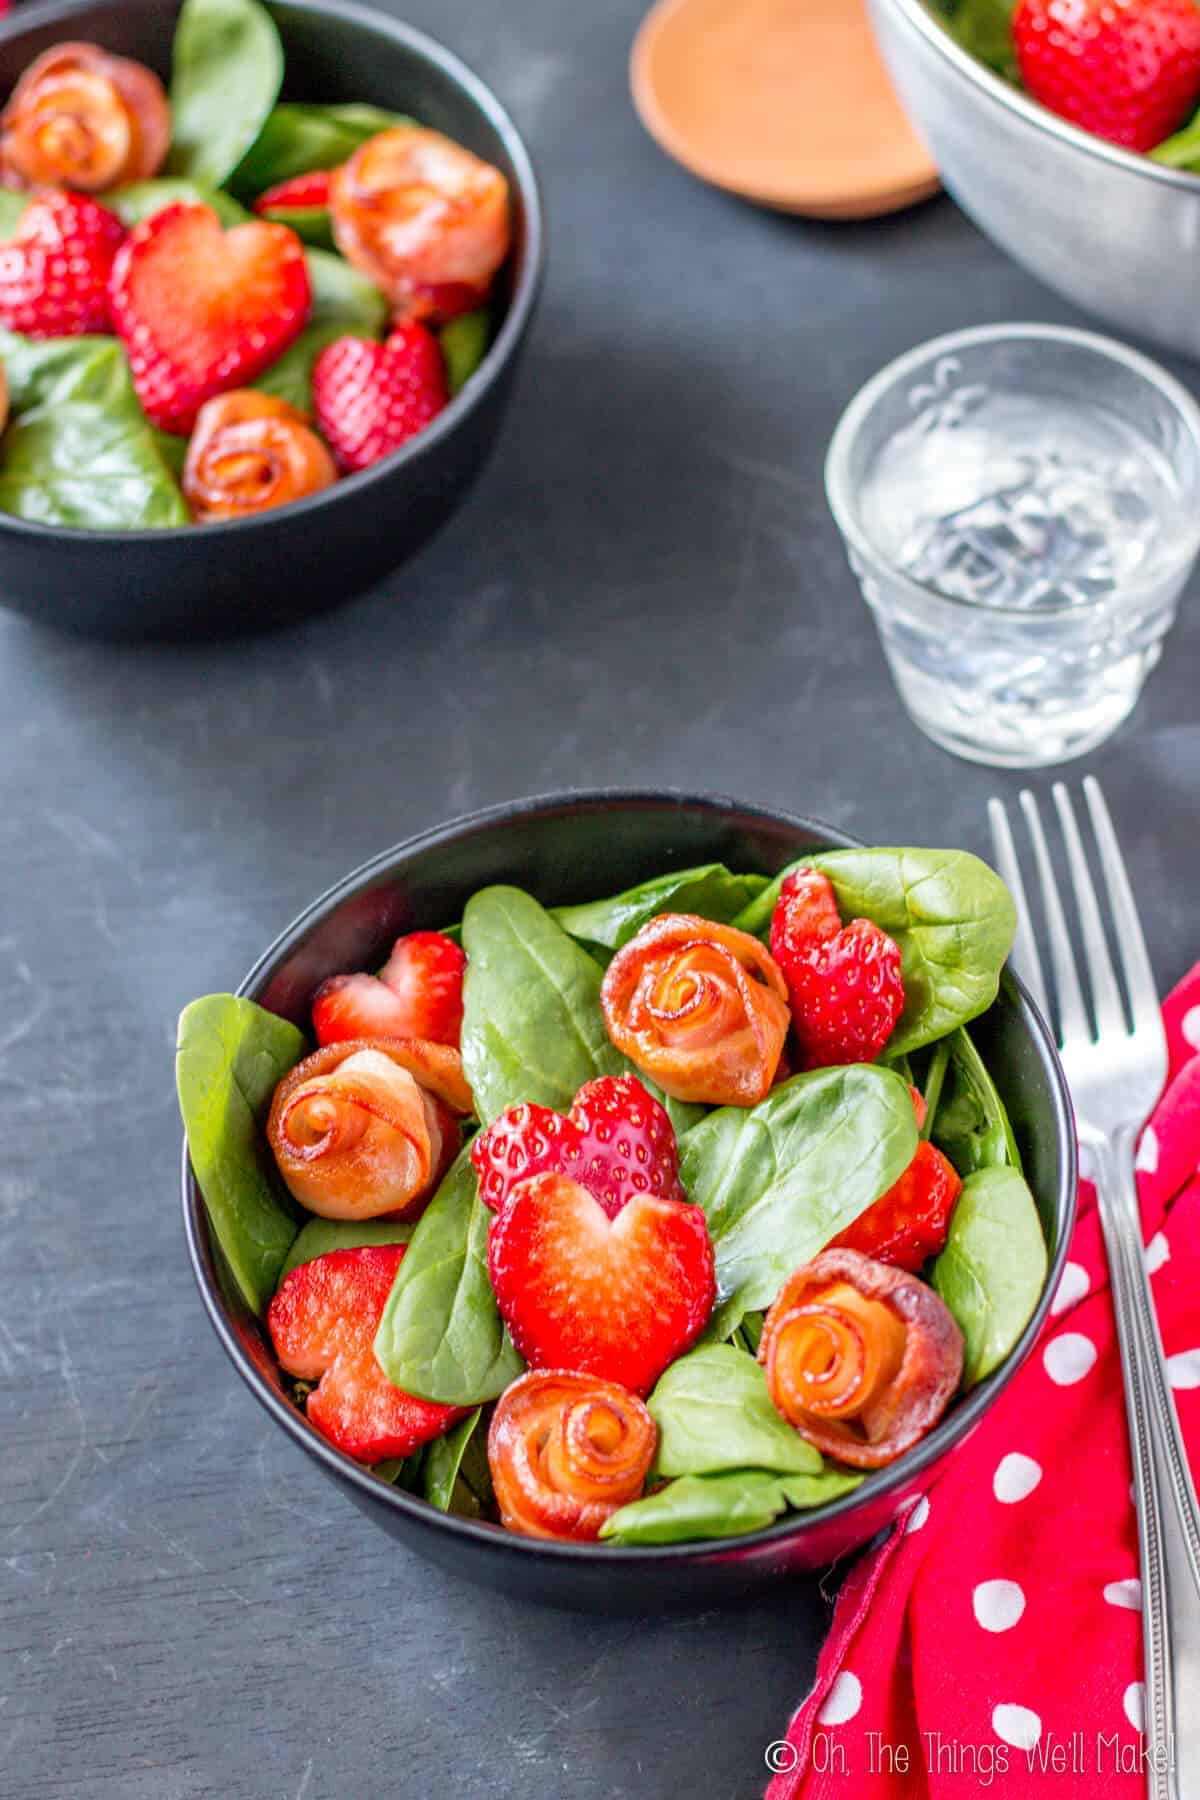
left=182, top=791, right=1077, bottom=1612
left=0, top=0, right=544, bottom=639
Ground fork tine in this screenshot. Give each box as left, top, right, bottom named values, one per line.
left=1083, top=775, right=1160, bottom=1040
left=1052, top=782, right=1125, bottom=1038
left=1019, top=788, right=1090, bottom=1046
left=987, top=796, right=1051, bottom=1021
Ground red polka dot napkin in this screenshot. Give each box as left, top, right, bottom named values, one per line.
left=767, top=964, right=1200, bottom=1799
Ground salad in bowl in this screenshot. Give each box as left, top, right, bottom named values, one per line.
left=934, top=0, right=1200, bottom=165
left=178, top=796, right=1071, bottom=1574
left=0, top=0, right=512, bottom=530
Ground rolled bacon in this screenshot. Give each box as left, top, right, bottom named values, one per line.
left=184, top=391, right=337, bottom=523
left=488, top=1369, right=656, bottom=1541
left=329, top=125, right=510, bottom=321
left=1, top=42, right=169, bottom=192
left=600, top=913, right=791, bottom=1106
left=759, top=1248, right=963, bottom=1469
left=267, top=1037, right=472, bottom=1222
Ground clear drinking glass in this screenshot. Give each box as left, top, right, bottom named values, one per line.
left=825, top=324, right=1200, bottom=767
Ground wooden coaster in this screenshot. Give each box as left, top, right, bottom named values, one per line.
left=631, top=0, right=941, bottom=219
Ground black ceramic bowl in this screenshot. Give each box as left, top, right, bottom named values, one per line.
left=0, top=0, right=544, bottom=640
left=182, top=792, right=1077, bottom=1612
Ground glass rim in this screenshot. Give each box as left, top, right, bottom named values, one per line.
left=824, top=322, right=1200, bottom=620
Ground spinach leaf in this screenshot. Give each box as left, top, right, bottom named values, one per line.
left=0, top=190, right=29, bottom=236
left=735, top=848, right=1016, bottom=1057
left=254, top=250, right=388, bottom=412
left=930, top=1027, right=1022, bottom=1176
left=278, top=1217, right=414, bottom=1283
left=1152, top=111, right=1200, bottom=170
left=460, top=885, right=702, bottom=1136
left=551, top=864, right=768, bottom=956
left=0, top=401, right=190, bottom=529
left=257, top=202, right=334, bottom=248
left=931, top=0, right=1019, bottom=80
left=680, top=1064, right=918, bottom=1337
left=0, top=330, right=133, bottom=411
left=649, top=1344, right=821, bottom=1478
left=932, top=1166, right=1047, bottom=1386
left=460, top=885, right=631, bottom=1123
left=168, top=0, right=284, bottom=190
left=600, top=1466, right=863, bottom=1545
left=176, top=995, right=306, bottom=1316
left=231, top=102, right=412, bottom=201
left=371, top=1457, right=406, bottom=1484
left=108, top=179, right=249, bottom=228
left=373, top=1151, right=524, bottom=1405
left=440, top=310, right=492, bottom=399
left=423, top=1407, right=483, bottom=1511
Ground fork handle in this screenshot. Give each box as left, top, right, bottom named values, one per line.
left=1089, top=1129, right=1200, bottom=1800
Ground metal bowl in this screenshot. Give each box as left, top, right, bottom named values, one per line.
left=182, top=790, right=1077, bottom=1613
left=869, top=0, right=1200, bottom=361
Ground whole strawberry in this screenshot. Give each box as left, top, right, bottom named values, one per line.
left=1014, top=0, right=1200, bottom=152
left=770, top=868, right=905, bottom=1069
left=0, top=191, right=124, bottom=338
left=312, top=322, right=447, bottom=472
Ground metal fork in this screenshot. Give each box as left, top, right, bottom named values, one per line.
left=989, top=777, right=1200, bottom=1800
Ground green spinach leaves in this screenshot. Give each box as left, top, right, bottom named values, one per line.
left=168, top=0, right=285, bottom=190
left=176, top=994, right=306, bottom=1315
left=681, top=1063, right=918, bottom=1336
left=373, top=1152, right=524, bottom=1405
left=552, top=864, right=767, bottom=957
left=648, top=1344, right=822, bottom=1478
left=932, top=1166, right=1047, bottom=1386
left=278, top=1217, right=414, bottom=1282
left=600, top=1466, right=862, bottom=1545
left=230, top=102, right=413, bottom=200
left=460, top=886, right=630, bottom=1124
left=0, top=331, right=189, bottom=530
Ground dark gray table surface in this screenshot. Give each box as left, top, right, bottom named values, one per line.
left=4, top=1, right=1198, bottom=1795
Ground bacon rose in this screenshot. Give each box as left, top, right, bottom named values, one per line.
left=600, top=913, right=791, bottom=1106
left=267, top=1037, right=472, bottom=1222
left=759, top=1248, right=963, bottom=1469
left=488, top=1370, right=656, bottom=1541
left=0, top=42, right=169, bottom=192
left=329, top=125, right=510, bottom=321
left=183, top=391, right=337, bottom=522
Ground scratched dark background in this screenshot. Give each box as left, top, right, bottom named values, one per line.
left=3, top=0, right=1198, bottom=1795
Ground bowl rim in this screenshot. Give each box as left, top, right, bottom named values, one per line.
left=0, top=0, right=545, bottom=547
left=181, top=787, right=1079, bottom=1566
left=825, top=320, right=1200, bottom=620
left=882, top=0, right=1200, bottom=193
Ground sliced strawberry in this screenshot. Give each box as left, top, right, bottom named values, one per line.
left=830, top=1140, right=963, bottom=1272
left=488, top=1172, right=715, bottom=1394
left=471, top=1074, right=685, bottom=1218
left=311, top=971, right=416, bottom=1046
left=253, top=170, right=334, bottom=214
left=378, top=930, right=466, bottom=1045
left=0, top=190, right=123, bottom=338
left=108, top=202, right=310, bottom=434
left=770, top=868, right=904, bottom=1069
left=311, top=321, right=447, bottom=473
left=267, top=1245, right=464, bottom=1462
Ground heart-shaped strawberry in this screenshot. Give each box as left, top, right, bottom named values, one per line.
left=770, top=868, right=904, bottom=1069
left=108, top=202, right=310, bottom=434
left=487, top=1172, right=715, bottom=1394
left=311, top=322, right=447, bottom=473
left=0, top=190, right=124, bottom=339
left=471, top=1074, right=685, bottom=1218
